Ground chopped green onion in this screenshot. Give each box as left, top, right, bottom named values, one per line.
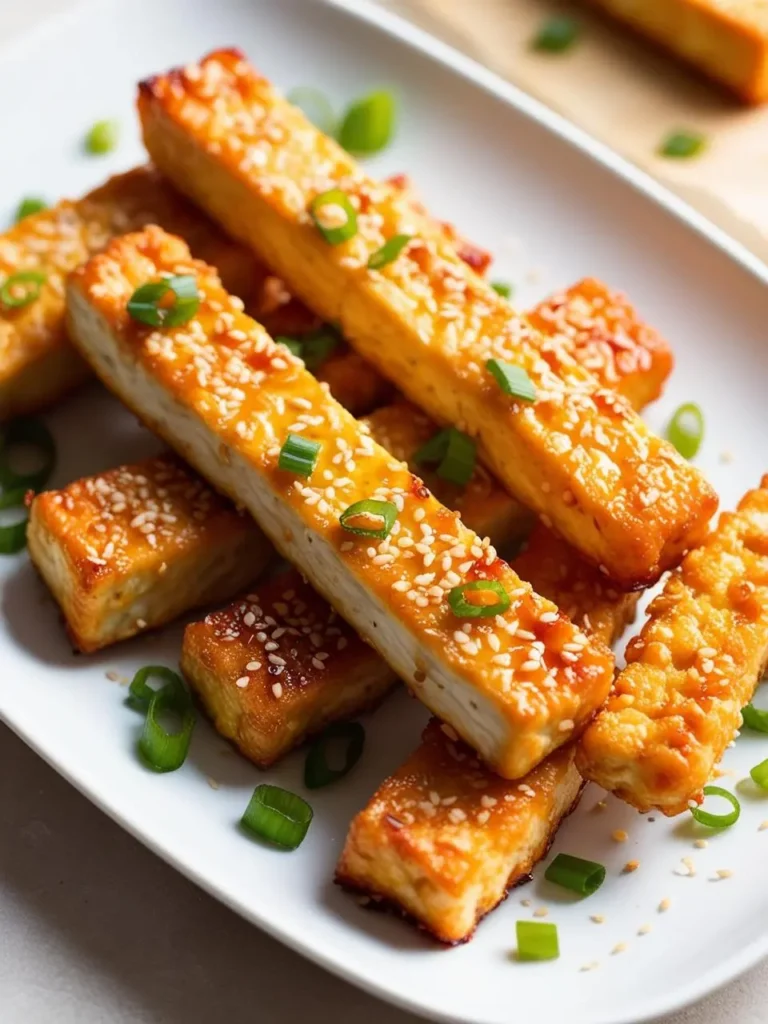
left=85, top=119, right=120, bottom=155
left=659, top=130, right=707, bottom=159
left=491, top=281, right=513, bottom=299
left=742, top=703, right=768, bottom=733
left=0, top=416, right=56, bottom=493
left=277, top=336, right=303, bottom=359
left=14, top=197, right=47, bottom=223
left=309, top=189, right=358, bottom=245
left=138, top=674, right=195, bottom=773
left=241, top=784, right=313, bottom=850
left=666, top=402, right=704, bottom=460
left=338, top=90, right=396, bottom=154
left=276, top=326, right=340, bottom=372
left=368, top=234, right=413, bottom=270
left=287, top=86, right=337, bottom=134
left=532, top=16, right=580, bottom=53
left=689, top=785, right=740, bottom=829
left=278, top=433, right=321, bottom=477
left=750, top=758, right=768, bottom=790
left=413, top=427, right=476, bottom=487
left=339, top=498, right=398, bottom=539
left=544, top=853, right=605, bottom=896
left=304, top=722, right=365, bottom=789
left=448, top=580, right=511, bottom=619
left=0, top=271, right=46, bottom=309
left=127, top=665, right=186, bottom=712
left=486, top=359, right=536, bottom=403
left=0, top=487, right=29, bottom=555
left=516, top=920, right=559, bottom=961
left=127, top=275, right=200, bottom=328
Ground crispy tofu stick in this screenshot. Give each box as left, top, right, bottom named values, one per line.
left=66, top=226, right=614, bottom=779
left=578, top=476, right=768, bottom=815
left=137, top=48, right=716, bottom=587
left=27, top=454, right=273, bottom=652
left=335, top=529, right=634, bottom=944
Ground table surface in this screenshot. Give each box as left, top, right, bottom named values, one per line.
left=2, top=2, right=767, bottom=1022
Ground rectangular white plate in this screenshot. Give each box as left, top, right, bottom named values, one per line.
left=3, top=2, right=768, bottom=1022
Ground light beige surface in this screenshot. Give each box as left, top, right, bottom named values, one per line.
left=1, top=2, right=767, bottom=1023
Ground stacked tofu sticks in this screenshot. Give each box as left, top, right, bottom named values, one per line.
left=7, top=48, right=768, bottom=944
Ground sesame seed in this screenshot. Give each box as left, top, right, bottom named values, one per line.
left=658, top=898, right=671, bottom=913
left=637, top=924, right=651, bottom=936
left=246, top=661, right=261, bottom=671
left=532, top=907, right=548, bottom=918
left=590, top=915, right=604, bottom=924
left=611, top=943, right=627, bottom=956
left=623, top=860, right=640, bottom=874
left=207, top=777, right=220, bottom=790
left=272, top=682, right=283, bottom=698
left=441, top=723, right=459, bottom=742
left=693, top=839, right=708, bottom=850
left=714, top=869, right=733, bottom=880
left=235, top=676, right=250, bottom=688
left=612, top=830, right=628, bottom=843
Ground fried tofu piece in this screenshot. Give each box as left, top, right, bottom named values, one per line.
left=527, top=277, right=673, bottom=411
left=578, top=476, right=768, bottom=815
left=591, top=0, right=768, bottom=104
left=67, top=226, right=614, bottom=779
left=138, top=48, right=717, bottom=587
left=0, top=166, right=261, bottom=421
left=27, top=454, right=272, bottom=652
left=181, top=570, right=397, bottom=766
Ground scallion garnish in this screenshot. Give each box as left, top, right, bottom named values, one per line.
left=278, top=433, right=321, bottom=477
left=127, top=664, right=186, bottom=712
left=486, top=358, right=536, bottom=403
left=660, top=130, right=707, bottom=159
left=0, top=416, right=57, bottom=493
left=127, top=275, right=200, bottom=328
left=666, top=402, right=704, bottom=460
left=448, top=580, right=511, bottom=619
left=532, top=16, right=580, bottom=53
left=491, top=281, right=513, bottom=299
left=309, top=189, right=358, bottom=245
left=544, top=853, right=605, bottom=896
left=0, top=271, right=46, bottom=309
left=287, top=86, right=337, bottom=135
left=137, top=671, right=195, bottom=773
left=339, top=498, right=397, bottom=539
left=14, top=197, right=47, bottom=223
left=338, top=90, right=396, bottom=154
left=689, top=785, right=740, bottom=829
left=741, top=703, right=768, bottom=733
left=751, top=759, right=768, bottom=790
left=413, top=426, right=476, bottom=487
left=276, top=326, right=340, bottom=372
left=85, top=119, right=120, bottom=155
left=304, top=722, right=365, bottom=789
left=516, top=920, right=559, bottom=961
left=368, top=234, right=413, bottom=270
left=0, top=487, right=29, bottom=555
left=241, top=784, right=313, bottom=850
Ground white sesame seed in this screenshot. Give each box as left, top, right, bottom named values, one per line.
left=235, top=676, right=250, bottom=688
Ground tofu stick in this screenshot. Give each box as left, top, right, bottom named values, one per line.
left=578, top=477, right=768, bottom=815
left=137, top=47, right=715, bottom=587
left=66, top=226, right=614, bottom=779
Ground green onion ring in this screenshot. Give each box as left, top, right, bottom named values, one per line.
left=338, top=90, right=396, bottom=155
left=368, top=234, right=413, bottom=270
left=516, top=920, right=559, bottom=961
left=304, top=722, right=365, bottom=789
left=750, top=759, right=768, bottom=790
left=742, top=703, right=768, bottom=733
left=0, top=487, right=29, bottom=555
left=309, top=189, right=358, bottom=245
left=127, top=665, right=186, bottom=712
left=339, top=498, right=398, bottom=539
left=448, top=580, right=510, bottom=619
left=241, top=784, right=313, bottom=850
left=689, top=785, right=740, bottom=829
left=137, top=675, right=195, bottom=773
left=0, top=271, right=46, bottom=309
left=127, top=274, right=200, bottom=328
left=544, top=853, right=605, bottom=896
left=0, top=416, right=57, bottom=492
left=666, top=402, right=704, bottom=460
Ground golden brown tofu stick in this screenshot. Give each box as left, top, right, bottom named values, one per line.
left=137, top=47, right=716, bottom=587
left=578, top=476, right=768, bottom=815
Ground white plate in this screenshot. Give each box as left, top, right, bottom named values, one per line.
left=2, top=2, right=768, bottom=1022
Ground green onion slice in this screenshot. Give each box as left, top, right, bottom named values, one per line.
left=0, top=271, right=46, bottom=309
left=241, top=784, right=313, bottom=850
left=449, top=580, right=511, bottom=619
left=127, top=275, right=200, bottom=328
left=15, top=197, right=47, bottom=222
left=666, top=402, right=704, bottom=460
left=660, top=130, right=707, bottom=159
left=751, top=758, right=768, bottom=790
left=138, top=674, right=195, bottom=773
left=127, top=664, right=186, bottom=711
left=276, top=325, right=340, bottom=372
left=0, top=416, right=57, bottom=492
left=491, top=281, right=513, bottom=299
left=278, top=433, right=321, bottom=477
left=85, top=119, right=120, bottom=155
left=304, top=722, right=365, bottom=789
left=368, top=234, right=413, bottom=270
left=742, top=703, right=768, bottom=733
left=532, top=16, right=580, bottom=53
left=486, top=358, right=536, bottom=403
left=287, top=86, right=337, bottom=134
left=339, top=498, right=397, bottom=539
left=544, top=853, right=606, bottom=896
left=413, top=427, right=476, bottom=487
left=0, top=487, right=29, bottom=555
left=338, top=90, right=396, bottom=154
left=689, top=785, right=740, bottom=829
left=309, top=189, right=358, bottom=245
left=516, top=920, right=559, bottom=961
